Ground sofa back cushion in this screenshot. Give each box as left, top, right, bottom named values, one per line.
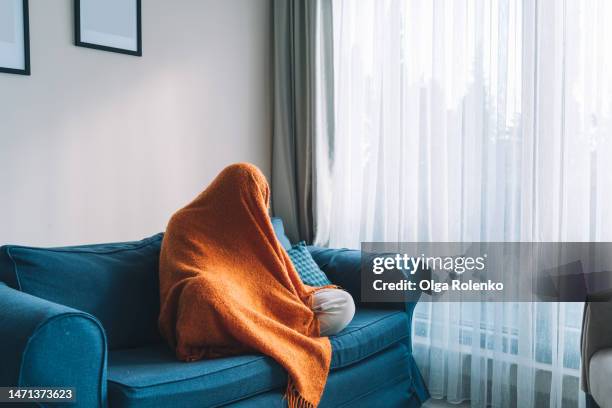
left=271, top=217, right=292, bottom=250
left=0, top=234, right=164, bottom=350
left=0, top=218, right=293, bottom=350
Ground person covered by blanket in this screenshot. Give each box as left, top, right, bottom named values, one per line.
left=158, top=163, right=355, bottom=408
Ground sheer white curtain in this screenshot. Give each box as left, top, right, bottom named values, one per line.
left=317, top=0, right=612, bottom=406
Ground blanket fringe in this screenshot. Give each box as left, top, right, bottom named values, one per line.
left=285, top=378, right=316, bottom=408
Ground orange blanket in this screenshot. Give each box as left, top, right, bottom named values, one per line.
left=158, top=163, right=331, bottom=408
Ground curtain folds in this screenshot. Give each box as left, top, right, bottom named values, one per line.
left=319, top=0, right=612, bottom=407
left=272, top=0, right=334, bottom=243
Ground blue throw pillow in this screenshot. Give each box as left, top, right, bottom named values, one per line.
left=287, top=241, right=332, bottom=287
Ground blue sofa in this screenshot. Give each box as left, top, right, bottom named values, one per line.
left=0, top=218, right=428, bottom=407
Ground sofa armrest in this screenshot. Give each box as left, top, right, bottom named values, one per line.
left=0, top=283, right=107, bottom=408
left=581, top=301, right=612, bottom=394
left=307, top=246, right=424, bottom=312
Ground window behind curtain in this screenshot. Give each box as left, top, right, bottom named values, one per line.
left=321, top=0, right=612, bottom=406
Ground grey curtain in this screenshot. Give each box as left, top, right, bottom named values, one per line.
left=271, top=0, right=334, bottom=243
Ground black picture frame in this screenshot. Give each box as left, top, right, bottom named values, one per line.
left=0, top=0, right=30, bottom=75
left=74, top=0, right=142, bottom=57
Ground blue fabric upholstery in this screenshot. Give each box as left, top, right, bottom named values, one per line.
left=0, top=283, right=107, bottom=408
left=0, top=218, right=429, bottom=407
left=0, top=234, right=164, bottom=350
left=106, top=309, right=412, bottom=408
left=229, top=344, right=420, bottom=407
left=271, top=216, right=292, bottom=250
left=307, top=246, right=370, bottom=305
left=329, top=309, right=409, bottom=368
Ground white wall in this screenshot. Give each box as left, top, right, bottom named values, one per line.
left=0, top=0, right=272, bottom=246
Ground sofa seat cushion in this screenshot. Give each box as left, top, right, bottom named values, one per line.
left=228, top=342, right=419, bottom=407
left=107, top=308, right=410, bottom=408
left=329, top=308, right=410, bottom=368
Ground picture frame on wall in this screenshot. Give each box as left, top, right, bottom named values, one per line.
left=0, top=0, right=30, bottom=75
left=75, top=0, right=142, bottom=56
